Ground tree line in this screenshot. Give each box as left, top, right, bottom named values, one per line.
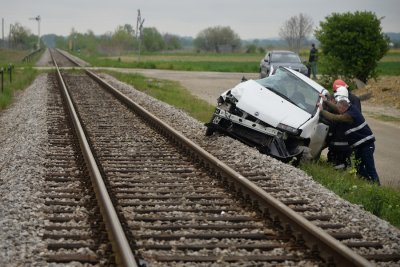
left=2, top=23, right=40, bottom=50
left=4, top=11, right=392, bottom=83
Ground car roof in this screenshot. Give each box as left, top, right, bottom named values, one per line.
left=283, top=67, right=326, bottom=93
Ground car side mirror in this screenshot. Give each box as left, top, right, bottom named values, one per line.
left=264, top=58, right=269, bottom=63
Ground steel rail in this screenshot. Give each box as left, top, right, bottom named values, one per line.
left=49, top=50, right=138, bottom=267
left=85, top=68, right=373, bottom=267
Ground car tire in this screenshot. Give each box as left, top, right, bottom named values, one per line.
left=205, top=126, right=215, bottom=136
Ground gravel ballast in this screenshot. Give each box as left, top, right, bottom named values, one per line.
left=0, top=75, right=48, bottom=266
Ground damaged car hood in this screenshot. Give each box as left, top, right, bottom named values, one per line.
left=230, top=80, right=311, bottom=129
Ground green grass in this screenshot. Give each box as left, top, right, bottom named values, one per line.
left=0, top=49, right=43, bottom=110
left=300, top=159, right=400, bottom=227
left=0, top=67, right=39, bottom=110
left=104, top=70, right=215, bottom=122
left=80, top=53, right=260, bottom=73
left=377, top=61, right=400, bottom=76
left=76, top=48, right=400, bottom=76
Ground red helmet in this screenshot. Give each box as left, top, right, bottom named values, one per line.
left=332, top=79, right=348, bottom=92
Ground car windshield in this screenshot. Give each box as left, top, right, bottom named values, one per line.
left=270, top=53, right=301, bottom=63
left=255, top=68, right=319, bottom=114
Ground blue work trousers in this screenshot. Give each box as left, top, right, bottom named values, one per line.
left=354, top=143, right=380, bottom=185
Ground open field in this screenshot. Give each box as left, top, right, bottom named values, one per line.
left=76, top=48, right=400, bottom=77
left=106, top=53, right=260, bottom=62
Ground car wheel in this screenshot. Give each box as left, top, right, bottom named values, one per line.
left=205, top=127, right=215, bottom=136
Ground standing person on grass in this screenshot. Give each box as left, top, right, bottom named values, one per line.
left=309, top=43, right=318, bottom=80
left=318, top=97, right=380, bottom=185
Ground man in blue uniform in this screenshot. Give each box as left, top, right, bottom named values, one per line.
left=318, top=97, right=380, bottom=185
left=326, top=80, right=362, bottom=169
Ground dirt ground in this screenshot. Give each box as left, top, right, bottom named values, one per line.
left=354, top=76, right=400, bottom=119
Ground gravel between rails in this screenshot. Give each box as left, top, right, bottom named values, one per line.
left=0, top=71, right=399, bottom=266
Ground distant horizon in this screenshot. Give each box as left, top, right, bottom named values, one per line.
left=2, top=0, right=399, bottom=40
left=39, top=31, right=399, bottom=42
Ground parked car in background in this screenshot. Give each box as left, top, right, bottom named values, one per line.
left=205, top=67, right=329, bottom=165
left=259, top=50, right=309, bottom=78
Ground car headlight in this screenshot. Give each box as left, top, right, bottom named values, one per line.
left=277, top=123, right=300, bottom=135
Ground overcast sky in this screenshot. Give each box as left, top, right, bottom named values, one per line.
left=2, top=0, right=399, bottom=40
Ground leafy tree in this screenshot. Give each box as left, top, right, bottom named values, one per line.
left=123, top=24, right=135, bottom=36
left=279, top=13, right=313, bottom=52
left=163, top=33, right=182, bottom=50
left=81, top=30, right=100, bottom=55
left=194, top=26, right=241, bottom=53
left=315, top=11, right=389, bottom=83
left=142, top=27, right=165, bottom=51
left=96, top=32, right=113, bottom=55
left=9, top=23, right=35, bottom=49
left=245, top=44, right=257, bottom=54
left=112, top=25, right=135, bottom=54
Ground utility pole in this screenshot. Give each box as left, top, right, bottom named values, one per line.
left=29, top=15, right=41, bottom=50
left=136, top=9, right=144, bottom=61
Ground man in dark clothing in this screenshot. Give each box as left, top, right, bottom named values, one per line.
left=318, top=98, right=380, bottom=185
left=309, top=43, right=318, bottom=79
left=326, top=120, right=352, bottom=169
left=327, top=81, right=363, bottom=169
left=348, top=93, right=361, bottom=112
left=325, top=86, right=353, bottom=169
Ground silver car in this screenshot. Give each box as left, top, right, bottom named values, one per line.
left=259, top=50, right=309, bottom=78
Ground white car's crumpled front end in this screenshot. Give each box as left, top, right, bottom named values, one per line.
left=205, top=67, right=329, bottom=164
left=231, top=80, right=311, bottom=129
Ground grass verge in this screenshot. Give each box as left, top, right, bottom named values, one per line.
left=0, top=49, right=43, bottom=110
left=0, top=67, right=39, bottom=110
left=300, top=159, right=400, bottom=228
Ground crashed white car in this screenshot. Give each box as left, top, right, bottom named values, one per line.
left=205, top=67, right=329, bottom=164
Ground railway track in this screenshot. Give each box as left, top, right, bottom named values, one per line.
left=39, top=48, right=400, bottom=266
